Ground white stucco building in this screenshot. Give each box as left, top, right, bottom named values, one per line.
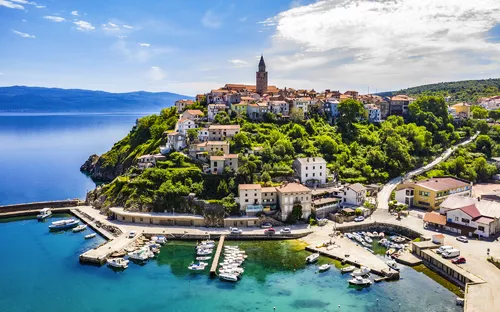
left=276, top=182, right=312, bottom=221
left=293, top=157, right=327, bottom=185
left=342, top=183, right=367, bottom=206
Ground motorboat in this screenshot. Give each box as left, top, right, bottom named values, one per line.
left=152, top=236, right=167, bottom=244
left=348, top=276, right=372, bottom=286
left=37, top=208, right=52, bottom=221
left=364, top=247, right=375, bottom=254
left=387, top=260, right=400, bottom=271
left=196, top=256, right=211, bottom=261
left=72, top=224, right=87, bottom=232
left=345, top=233, right=353, bottom=239
left=379, top=238, right=388, bottom=245
left=188, top=262, right=208, bottom=271
left=351, top=266, right=370, bottom=276
left=48, top=219, right=79, bottom=231
left=364, top=236, right=373, bottom=244
left=319, top=264, right=331, bottom=272
left=85, top=233, right=96, bottom=239
left=379, top=232, right=385, bottom=238
left=341, top=265, right=356, bottom=273
left=128, top=249, right=149, bottom=261
left=306, top=253, right=320, bottom=263
left=107, top=258, right=129, bottom=269
left=219, top=273, right=238, bottom=282
left=362, top=242, right=372, bottom=248
left=386, top=248, right=396, bottom=256
left=372, top=232, right=378, bottom=237
left=197, top=249, right=213, bottom=256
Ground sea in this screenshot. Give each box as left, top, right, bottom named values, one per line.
left=0, top=114, right=461, bottom=312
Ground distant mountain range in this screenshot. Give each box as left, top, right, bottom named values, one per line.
left=0, top=86, right=192, bottom=113
left=378, top=78, right=500, bottom=103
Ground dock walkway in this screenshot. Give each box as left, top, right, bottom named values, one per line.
left=210, top=235, right=226, bottom=276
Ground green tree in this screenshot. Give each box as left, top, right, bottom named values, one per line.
left=186, top=128, right=198, bottom=142
left=217, top=179, right=229, bottom=197
left=261, top=171, right=271, bottom=183
left=214, top=111, right=231, bottom=124
left=337, top=99, right=364, bottom=137
left=489, top=109, right=500, bottom=123
left=289, top=107, right=305, bottom=123
left=475, top=135, right=493, bottom=157
left=287, top=205, right=303, bottom=223
left=471, top=105, right=488, bottom=119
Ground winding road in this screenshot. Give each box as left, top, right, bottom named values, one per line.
left=377, top=132, right=480, bottom=209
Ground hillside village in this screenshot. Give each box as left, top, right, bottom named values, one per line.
left=110, top=55, right=500, bottom=232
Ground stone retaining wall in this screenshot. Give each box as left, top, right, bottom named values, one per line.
left=336, top=221, right=423, bottom=239
left=0, top=200, right=82, bottom=213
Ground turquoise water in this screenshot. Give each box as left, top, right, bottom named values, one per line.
left=0, top=114, right=145, bottom=205
left=0, top=216, right=460, bottom=312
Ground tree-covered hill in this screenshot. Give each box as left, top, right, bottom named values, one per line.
left=0, top=86, right=192, bottom=113
left=379, top=78, right=500, bottom=103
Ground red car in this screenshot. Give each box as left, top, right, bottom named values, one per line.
left=265, top=228, right=276, bottom=235
left=451, top=256, right=466, bottom=264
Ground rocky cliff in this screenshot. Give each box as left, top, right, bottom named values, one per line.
left=80, top=154, right=125, bottom=182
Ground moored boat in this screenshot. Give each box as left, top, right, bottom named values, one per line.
left=319, top=264, right=331, bottom=272
left=85, top=233, right=96, bottom=239
left=48, top=219, right=79, bottom=231
left=196, top=256, right=211, bottom=261
left=219, top=273, right=238, bottom=282
left=351, top=266, right=370, bottom=276
left=72, top=224, right=87, bottom=232
left=364, top=236, right=373, bottom=244
left=188, top=262, right=208, bottom=271
left=197, top=249, right=213, bottom=256
left=107, top=257, right=129, bottom=269
left=348, top=276, right=372, bottom=286
left=128, top=249, right=149, bottom=261
left=37, top=208, right=52, bottom=221
left=306, top=253, right=320, bottom=263
left=341, top=265, right=355, bottom=273
left=387, top=260, right=400, bottom=271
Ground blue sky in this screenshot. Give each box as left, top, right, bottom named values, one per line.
left=1, top=0, right=500, bottom=96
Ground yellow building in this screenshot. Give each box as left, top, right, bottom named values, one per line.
left=450, top=103, right=471, bottom=119
left=395, top=177, right=472, bottom=210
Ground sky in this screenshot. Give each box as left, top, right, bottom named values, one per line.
left=1, top=0, right=500, bottom=96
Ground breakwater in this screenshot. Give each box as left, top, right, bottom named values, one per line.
left=336, top=221, right=423, bottom=240
left=0, top=200, right=83, bottom=214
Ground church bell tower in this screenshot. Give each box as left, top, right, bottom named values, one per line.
left=256, top=55, right=268, bottom=95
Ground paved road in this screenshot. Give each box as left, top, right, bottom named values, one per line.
left=377, top=132, right=479, bottom=209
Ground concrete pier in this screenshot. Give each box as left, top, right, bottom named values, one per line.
left=210, top=235, right=226, bottom=276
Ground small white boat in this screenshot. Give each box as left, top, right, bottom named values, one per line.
left=348, top=276, right=372, bottom=286
left=306, top=253, right=320, bottom=263
left=372, top=232, right=378, bottom=237
left=128, top=249, right=149, bottom=261
left=37, top=208, right=52, bottom=221
left=364, top=236, right=373, bottom=244
left=197, top=249, right=213, bottom=256
left=379, top=238, right=388, bottom=245
left=48, top=219, right=79, bottom=231
left=72, top=224, right=87, bottom=232
left=387, top=260, right=400, bottom=271
left=386, top=248, right=396, bottom=255
left=152, top=236, right=167, bottom=245
left=188, top=262, right=208, bottom=271
left=107, top=258, right=129, bottom=269
left=379, top=232, right=385, bottom=238
left=196, top=256, right=211, bottom=261
left=319, top=264, right=331, bottom=272
left=341, top=265, right=356, bottom=273
left=351, top=266, right=370, bottom=276
left=219, top=273, right=238, bottom=282
left=345, top=233, right=353, bottom=239
left=85, top=233, right=96, bottom=239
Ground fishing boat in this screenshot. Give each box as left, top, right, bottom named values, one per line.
left=85, top=233, right=96, bottom=239
left=107, top=258, right=129, bottom=269
left=219, top=273, right=238, bottom=282
left=319, top=264, right=331, bottom=272
left=72, top=224, right=87, bottom=232
left=387, top=260, right=400, bottom=271
left=197, top=249, right=213, bottom=256
left=364, top=236, right=373, bottom=244
left=306, top=253, right=320, bottom=263
left=152, top=236, right=167, bottom=244
left=128, top=249, right=149, bottom=261
left=341, top=265, right=356, bottom=273
left=351, top=266, right=370, bottom=276
left=48, top=219, right=79, bottom=231
left=188, top=262, right=208, bottom=271
left=196, top=256, right=211, bottom=261
left=37, top=208, right=52, bottom=221
left=348, top=276, right=372, bottom=286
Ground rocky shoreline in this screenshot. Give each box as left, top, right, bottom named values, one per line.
left=80, top=154, right=125, bottom=182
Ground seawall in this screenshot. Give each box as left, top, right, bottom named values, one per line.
left=0, top=200, right=83, bottom=214
left=335, top=221, right=424, bottom=240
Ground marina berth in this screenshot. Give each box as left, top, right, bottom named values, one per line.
left=48, top=218, right=79, bottom=231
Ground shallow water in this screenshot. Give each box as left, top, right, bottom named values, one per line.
left=0, top=216, right=461, bottom=312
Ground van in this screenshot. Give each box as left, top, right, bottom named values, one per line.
left=442, top=249, right=460, bottom=258
left=436, top=245, right=453, bottom=254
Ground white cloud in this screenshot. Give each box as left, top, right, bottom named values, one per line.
left=35, top=5, right=44, bottom=8
left=228, top=59, right=250, bottom=67
left=138, top=43, right=150, bottom=47
left=148, top=66, right=166, bottom=81
left=118, top=35, right=127, bottom=39
left=44, top=16, right=65, bottom=22
left=122, top=24, right=133, bottom=29
left=21, top=19, right=26, bottom=22
left=264, top=0, right=500, bottom=91
left=102, top=22, right=120, bottom=31
left=73, top=20, right=95, bottom=31
left=0, top=0, right=24, bottom=10
left=71, top=10, right=78, bottom=16
left=12, top=29, right=35, bottom=38
left=201, top=9, right=222, bottom=29
left=112, top=41, right=174, bottom=63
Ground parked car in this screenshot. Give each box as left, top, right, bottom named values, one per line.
left=436, top=245, right=453, bottom=254
left=230, top=228, right=242, bottom=235
left=260, top=222, right=273, bottom=229
left=451, top=256, right=466, bottom=264
left=128, top=231, right=136, bottom=238
left=456, top=236, right=468, bottom=243
left=264, top=228, right=276, bottom=235
left=354, top=216, right=365, bottom=222
left=280, top=228, right=292, bottom=234
left=442, top=249, right=460, bottom=259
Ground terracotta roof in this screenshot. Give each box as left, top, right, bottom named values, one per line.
left=206, top=141, right=229, bottom=146
left=391, top=95, right=415, bottom=101
left=295, top=157, right=326, bottom=165
left=473, top=216, right=494, bottom=224
left=416, top=177, right=470, bottom=192
left=262, top=187, right=277, bottom=192
left=167, top=131, right=180, bottom=136
left=277, top=183, right=311, bottom=193
left=176, top=99, right=194, bottom=104
left=178, top=118, right=194, bottom=123
left=432, top=234, right=445, bottom=239
left=424, top=212, right=447, bottom=225
left=185, top=109, right=204, bottom=116
left=210, top=155, right=225, bottom=161
left=224, top=154, right=238, bottom=159
left=458, top=205, right=481, bottom=219
left=347, top=183, right=366, bottom=193
left=208, top=125, right=240, bottom=130
left=239, top=184, right=262, bottom=190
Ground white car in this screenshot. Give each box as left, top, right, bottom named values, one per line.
left=456, top=236, right=468, bottom=243
left=230, top=228, right=242, bottom=235
left=354, top=216, right=365, bottom=222
left=280, top=228, right=292, bottom=234
left=128, top=231, right=136, bottom=238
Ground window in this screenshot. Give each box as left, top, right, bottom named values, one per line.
left=454, top=217, right=458, bottom=221
left=478, top=226, right=485, bottom=231
left=313, top=173, right=315, bottom=177
left=313, top=166, right=315, bottom=170
left=254, top=193, right=257, bottom=197
left=461, top=218, right=470, bottom=224
left=320, top=172, right=322, bottom=176
left=245, top=193, right=248, bottom=197
left=140, top=218, right=143, bottom=222
left=320, top=166, right=322, bottom=169
left=245, top=199, right=249, bottom=203
left=306, top=174, right=308, bottom=178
